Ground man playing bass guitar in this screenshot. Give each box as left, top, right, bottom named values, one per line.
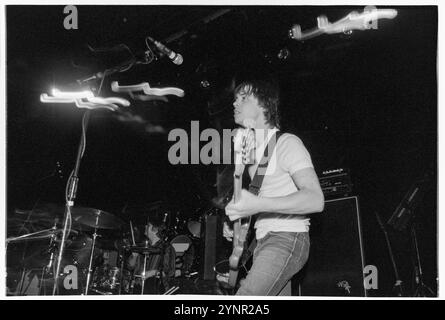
left=224, top=78, right=324, bottom=296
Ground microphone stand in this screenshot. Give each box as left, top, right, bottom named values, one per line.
left=52, top=110, right=91, bottom=295
left=51, top=56, right=151, bottom=295
left=375, top=211, right=404, bottom=296
left=411, top=221, right=435, bottom=297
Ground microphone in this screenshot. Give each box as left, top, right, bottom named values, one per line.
left=77, top=72, right=105, bottom=83
left=148, top=37, right=183, bottom=65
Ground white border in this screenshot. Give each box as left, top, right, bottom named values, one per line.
left=0, top=1, right=442, bottom=301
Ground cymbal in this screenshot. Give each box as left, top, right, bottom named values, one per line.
left=126, top=245, right=161, bottom=254
left=6, top=228, right=78, bottom=243
left=71, top=207, right=123, bottom=230
left=15, top=203, right=64, bottom=218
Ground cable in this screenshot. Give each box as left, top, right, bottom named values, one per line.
left=86, top=43, right=140, bottom=79
left=87, top=43, right=135, bottom=60
left=144, top=37, right=156, bottom=64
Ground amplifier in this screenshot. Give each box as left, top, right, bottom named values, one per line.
left=319, top=168, right=352, bottom=198
left=295, top=196, right=367, bottom=297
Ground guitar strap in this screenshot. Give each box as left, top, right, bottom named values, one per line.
left=241, top=131, right=284, bottom=264
left=248, top=131, right=284, bottom=196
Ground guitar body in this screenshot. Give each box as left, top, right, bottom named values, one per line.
left=228, top=217, right=251, bottom=288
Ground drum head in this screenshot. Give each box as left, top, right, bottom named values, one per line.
left=215, top=259, right=230, bottom=275
left=214, top=259, right=230, bottom=285
left=187, top=220, right=201, bottom=238
left=170, top=234, right=192, bottom=255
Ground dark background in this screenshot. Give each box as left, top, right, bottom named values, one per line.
left=6, top=5, right=437, bottom=296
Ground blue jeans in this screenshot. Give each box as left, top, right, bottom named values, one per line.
left=236, top=231, right=310, bottom=296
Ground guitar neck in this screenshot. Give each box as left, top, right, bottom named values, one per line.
left=233, top=165, right=244, bottom=204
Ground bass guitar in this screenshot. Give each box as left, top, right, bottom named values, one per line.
left=228, top=120, right=255, bottom=288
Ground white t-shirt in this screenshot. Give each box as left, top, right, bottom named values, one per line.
left=248, top=128, right=314, bottom=239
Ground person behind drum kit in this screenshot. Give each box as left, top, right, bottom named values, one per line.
left=224, top=77, right=325, bottom=296
left=127, top=218, right=176, bottom=294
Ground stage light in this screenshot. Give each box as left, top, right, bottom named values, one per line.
left=143, top=86, right=184, bottom=97
left=87, top=97, right=130, bottom=107
left=40, top=93, right=74, bottom=103
left=289, top=7, right=398, bottom=41
left=74, top=99, right=118, bottom=111
left=111, top=81, right=149, bottom=93
left=41, top=88, right=130, bottom=111
left=52, top=88, right=95, bottom=99
left=112, top=81, right=185, bottom=97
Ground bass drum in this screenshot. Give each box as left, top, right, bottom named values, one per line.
left=91, top=266, right=124, bottom=294
left=170, top=234, right=194, bottom=276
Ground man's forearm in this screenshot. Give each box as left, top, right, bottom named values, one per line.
left=257, top=189, right=324, bottom=215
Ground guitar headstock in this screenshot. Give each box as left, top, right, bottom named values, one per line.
left=233, top=120, right=255, bottom=176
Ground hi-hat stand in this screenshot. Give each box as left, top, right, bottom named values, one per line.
left=139, top=238, right=151, bottom=295
left=39, top=219, right=59, bottom=295
left=84, top=212, right=101, bottom=295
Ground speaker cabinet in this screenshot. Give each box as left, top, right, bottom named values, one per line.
left=202, top=215, right=222, bottom=280
left=297, top=196, right=367, bottom=296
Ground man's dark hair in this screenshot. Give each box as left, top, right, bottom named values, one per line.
left=234, top=78, right=281, bottom=128
left=148, top=216, right=168, bottom=239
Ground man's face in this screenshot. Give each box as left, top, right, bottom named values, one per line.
left=233, top=86, right=262, bottom=126
left=145, top=224, right=157, bottom=241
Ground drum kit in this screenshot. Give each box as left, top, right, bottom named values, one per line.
left=7, top=202, right=204, bottom=296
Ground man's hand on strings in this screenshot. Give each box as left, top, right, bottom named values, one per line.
left=223, top=221, right=233, bottom=242
left=225, top=189, right=261, bottom=221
